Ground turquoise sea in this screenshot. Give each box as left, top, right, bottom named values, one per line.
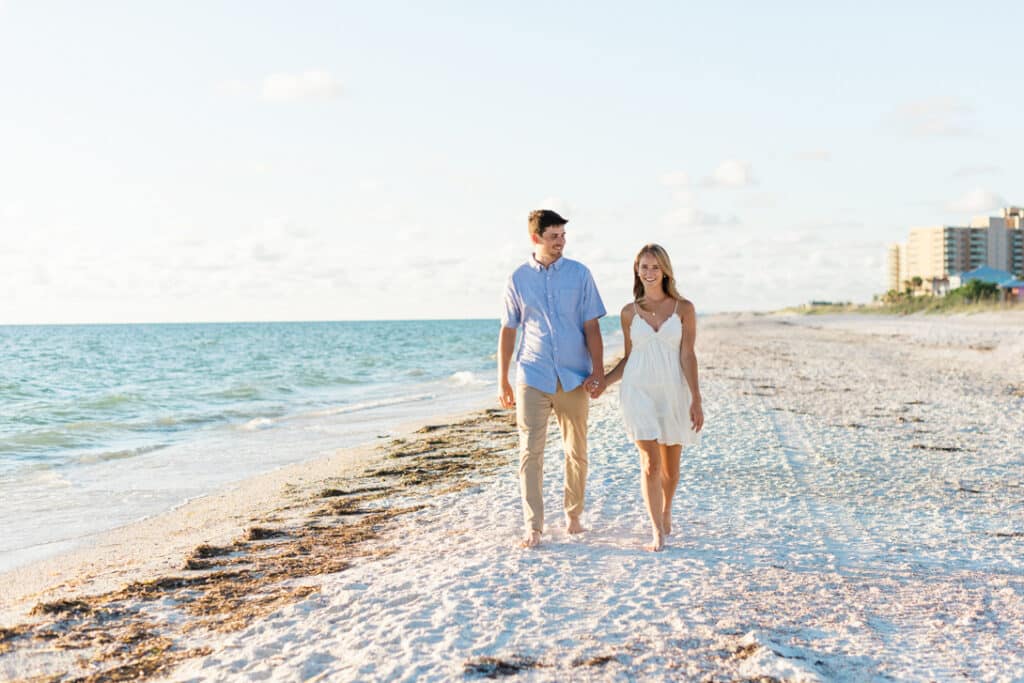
left=0, top=318, right=625, bottom=573
left=0, top=320, right=502, bottom=572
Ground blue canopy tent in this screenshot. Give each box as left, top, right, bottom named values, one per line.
left=956, top=266, right=1014, bottom=285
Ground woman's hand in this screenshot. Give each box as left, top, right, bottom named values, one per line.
left=690, top=398, right=704, bottom=433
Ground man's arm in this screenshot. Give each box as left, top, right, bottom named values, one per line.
left=498, top=326, right=517, bottom=408
left=582, top=318, right=606, bottom=398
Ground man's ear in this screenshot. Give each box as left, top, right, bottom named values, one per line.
left=529, top=231, right=541, bottom=245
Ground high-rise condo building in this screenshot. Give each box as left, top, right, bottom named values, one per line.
left=888, top=207, right=1023, bottom=293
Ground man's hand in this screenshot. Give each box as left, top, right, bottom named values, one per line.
left=499, top=380, right=516, bottom=409
left=584, top=374, right=606, bottom=399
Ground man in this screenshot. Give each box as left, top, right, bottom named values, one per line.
left=498, top=209, right=606, bottom=548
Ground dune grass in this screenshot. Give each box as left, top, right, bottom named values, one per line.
left=784, top=299, right=1019, bottom=316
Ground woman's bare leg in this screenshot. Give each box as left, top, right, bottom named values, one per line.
left=659, top=444, right=682, bottom=536
left=636, top=440, right=664, bottom=551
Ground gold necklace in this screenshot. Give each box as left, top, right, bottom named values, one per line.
left=643, top=298, right=669, bottom=318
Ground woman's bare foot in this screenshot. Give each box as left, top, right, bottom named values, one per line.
left=520, top=530, right=541, bottom=548
left=567, top=516, right=585, bottom=535
left=644, top=530, right=665, bottom=552
left=662, top=512, right=672, bottom=537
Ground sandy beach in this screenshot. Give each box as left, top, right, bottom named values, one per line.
left=3, top=311, right=1024, bottom=681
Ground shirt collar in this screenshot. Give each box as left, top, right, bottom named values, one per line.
left=529, top=254, right=564, bottom=271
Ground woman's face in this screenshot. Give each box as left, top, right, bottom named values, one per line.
left=637, top=253, right=664, bottom=289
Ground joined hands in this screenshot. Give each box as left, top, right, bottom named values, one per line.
left=585, top=375, right=607, bottom=399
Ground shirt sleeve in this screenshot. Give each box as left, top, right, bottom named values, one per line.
left=580, top=267, right=607, bottom=322
left=501, top=275, right=521, bottom=328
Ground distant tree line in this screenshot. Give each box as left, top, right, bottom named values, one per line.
left=881, top=279, right=1002, bottom=306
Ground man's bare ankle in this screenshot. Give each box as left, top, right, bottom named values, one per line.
left=520, top=529, right=542, bottom=548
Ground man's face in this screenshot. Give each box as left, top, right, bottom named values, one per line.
left=533, top=225, right=566, bottom=259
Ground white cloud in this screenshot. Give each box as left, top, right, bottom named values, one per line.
left=250, top=243, right=284, bottom=263
left=795, top=149, right=831, bottom=162
left=534, top=197, right=574, bottom=220
left=738, top=192, right=777, bottom=209
left=703, top=160, right=756, bottom=189
left=664, top=235, right=884, bottom=311
left=261, top=70, right=344, bottom=102
left=952, top=164, right=1001, bottom=178
left=218, top=71, right=344, bottom=102
left=172, top=237, right=208, bottom=250
left=218, top=79, right=248, bottom=97
left=659, top=171, right=742, bottom=232
left=660, top=171, right=690, bottom=187
left=947, top=188, right=1006, bottom=214
left=890, top=97, right=973, bottom=137
left=662, top=206, right=738, bottom=228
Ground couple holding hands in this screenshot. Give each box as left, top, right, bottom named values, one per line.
left=498, top=209, right=704, bottom=552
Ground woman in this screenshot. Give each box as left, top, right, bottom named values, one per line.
left=604, top=244, right=704, bottom=551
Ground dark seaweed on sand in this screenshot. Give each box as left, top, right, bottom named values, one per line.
left=2, top=409, right=517, bottom=681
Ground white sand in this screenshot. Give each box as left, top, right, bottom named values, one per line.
left=153, top=312, right=1024, bottom=681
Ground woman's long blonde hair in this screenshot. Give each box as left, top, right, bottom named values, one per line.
left=633, top=243, right=683, bottom=303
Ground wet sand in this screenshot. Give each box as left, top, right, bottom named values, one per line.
left=0, top=409, right=517, bottom=681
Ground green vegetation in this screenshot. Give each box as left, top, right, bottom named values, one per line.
left=780, top=302, right=860, bottom=315
left=876, top=280, right=1005, bottom=314
left=786, top=280, right=1018, bottom=316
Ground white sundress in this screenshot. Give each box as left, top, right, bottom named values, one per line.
left=620, top=302, right=701, bottom=447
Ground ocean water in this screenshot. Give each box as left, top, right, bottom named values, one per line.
left=0, top=320, right=510, bottom=572
left=0, top=318, right=625, bottom=573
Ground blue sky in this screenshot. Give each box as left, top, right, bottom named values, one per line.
left=2, top=1, right=1022, bottom=323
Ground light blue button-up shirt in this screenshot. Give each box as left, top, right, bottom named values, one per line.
left=501, top=255, right=606, bottom=394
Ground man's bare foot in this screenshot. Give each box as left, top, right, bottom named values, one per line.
left=644, top=530, right=665, bottom=552
left=520, top=530, right=541, bottom=548
left=566, top=516, right=585, bottom=534
left=662, top=512, right=672, bottom=537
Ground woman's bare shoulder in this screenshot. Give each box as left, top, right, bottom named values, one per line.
left=620, top=301, right=637, bottom=317
left=677, top=298, right=696, bottom=317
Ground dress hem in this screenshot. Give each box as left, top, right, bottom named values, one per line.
left=624, top=432, right=700, bottom=447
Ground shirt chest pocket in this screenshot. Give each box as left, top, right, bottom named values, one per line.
left=558, top=288, right=580, bottom=316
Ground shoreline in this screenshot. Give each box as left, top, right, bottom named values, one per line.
left=0, top=329, right=626, bottom=627
left=0, top=397, right=500, bottom=622
left=3, top=312, right=1023, bottom=680
left=0, top=384, right=496, bottom=576
left=0, top=403, right=518, bottom=680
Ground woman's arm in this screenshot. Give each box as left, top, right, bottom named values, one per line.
left=678, top=300, right=704, bottom=432
left=604, top=304, right=634, bottom=386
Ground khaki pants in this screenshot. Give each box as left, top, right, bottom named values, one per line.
left=516, top=382, right=589, bottom=534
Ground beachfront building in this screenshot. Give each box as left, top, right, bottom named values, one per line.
left=1003, top=277, right=1024, bottom=302
left=886, top=243, right=908, bottom=293
left=888, top=206, right=1024, bottom=294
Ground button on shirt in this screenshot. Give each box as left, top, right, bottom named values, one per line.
left=501, top=255, right=606, bottom=394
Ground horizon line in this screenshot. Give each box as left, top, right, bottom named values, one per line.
left=0, top=308, right=760, bottom=327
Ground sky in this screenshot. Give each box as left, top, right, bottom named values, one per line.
left=2, top=1, right=1022, bottom=324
